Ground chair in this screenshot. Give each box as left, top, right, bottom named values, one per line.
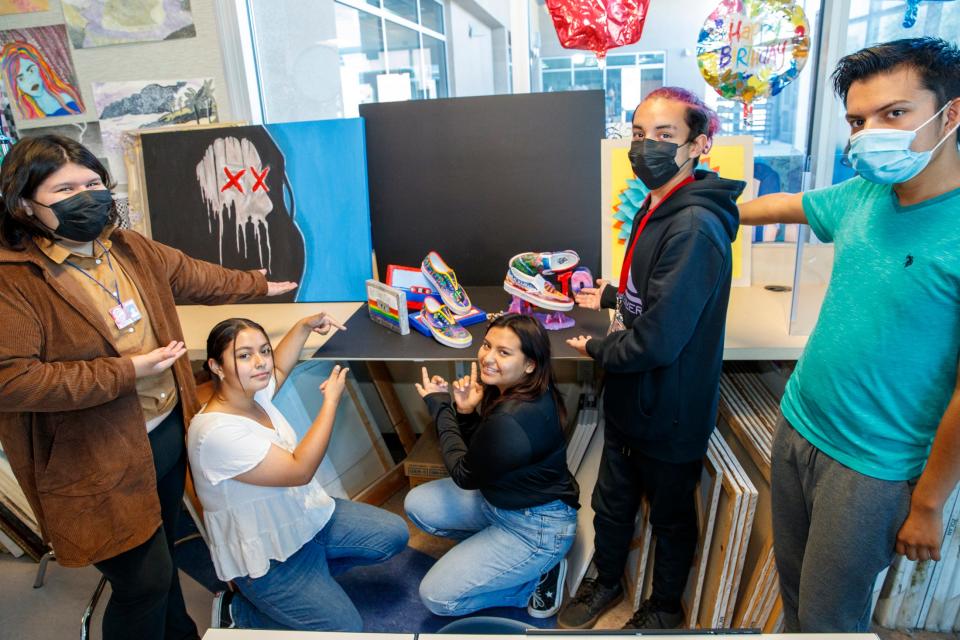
left=33, top=495, right=213, bottom=639
left=436, top=615, right=531, bottom=634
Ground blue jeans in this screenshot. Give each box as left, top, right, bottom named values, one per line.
left=230, top=498, right=409, bottom=631
left=404, top=478, right=577, bottom=616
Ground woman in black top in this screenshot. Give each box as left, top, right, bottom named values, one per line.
left=406, top=314, right=579, bottom=619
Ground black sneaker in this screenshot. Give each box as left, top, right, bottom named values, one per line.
left=622, top=598, right=684, bottom=629
left=211, top=590, right=235, bottom=629
left=557, top=577, right=624, bottom=629
left=528, top=558, right=567, bottom=618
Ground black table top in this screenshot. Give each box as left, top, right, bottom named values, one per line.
left=313, top=286, right=611, bottom=361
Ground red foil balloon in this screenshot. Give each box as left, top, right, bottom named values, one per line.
left=545, top=0, right=651, bottom=59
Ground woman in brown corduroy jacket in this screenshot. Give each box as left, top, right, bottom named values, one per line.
left=0, top=135, right=297, bottom=640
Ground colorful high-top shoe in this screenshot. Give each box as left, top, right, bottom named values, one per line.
left=419, top=296, right=472, bottom=349
left=503, top=268, right=574, bottom=312
left=509, top=250, right=580, bottom=277
left=421, top=251, right=472, bottom=315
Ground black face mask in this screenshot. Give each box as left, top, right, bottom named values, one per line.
left=628, top=138, right=692, bottom=190
left=42, top=189, right=114, bottom=242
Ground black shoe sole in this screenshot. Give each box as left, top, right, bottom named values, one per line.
left=556, top=590, right=625, bottom=630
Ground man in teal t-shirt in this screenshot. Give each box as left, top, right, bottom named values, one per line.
left=740, top=37, right=960, bottom=632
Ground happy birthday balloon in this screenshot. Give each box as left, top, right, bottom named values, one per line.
left=902, top=0, right=957, bottom=28
left=697, top=0, right=810, bottom=116
left=545, top=0, right=651, bottom=60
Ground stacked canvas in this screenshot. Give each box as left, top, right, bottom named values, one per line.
left=874, top=483, right=960, bottom=632
left=680, top=445, right=723, bottom=626
left=566, top=391, right=600, bottom=475
left=622, top=431, right=758, bottom=629
left=695, top=431, right=759, bottom=628
left=624, top=498, right=654, bottom=610
left=717, top=364, right=779, bottom=482
left=717, top=364, right=784, bottom=633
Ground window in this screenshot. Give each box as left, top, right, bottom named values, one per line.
left=827, top=0, right=960, bottom=185
left=336, top=0, right=449, bottom=117
left=539, top=52, right=667, bottom=132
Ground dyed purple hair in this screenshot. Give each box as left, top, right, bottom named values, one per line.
left=639, top=86, right=721, bottom=142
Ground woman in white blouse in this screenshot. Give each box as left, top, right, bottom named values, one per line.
left=187, top=315, right=408, bottom=631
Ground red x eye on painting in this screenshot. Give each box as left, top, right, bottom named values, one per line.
left=221, top=166, right=271, bottom=193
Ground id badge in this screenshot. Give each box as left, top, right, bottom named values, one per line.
left=109, top=299, right=142, bottom=330
left=608, top=294, right=626, bottom=335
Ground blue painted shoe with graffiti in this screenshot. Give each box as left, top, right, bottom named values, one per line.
left=421, top=251, right=472, bottom=315
left=509, top=250, right=580, bottom=277
left=419, top=296, right=472, bottom=349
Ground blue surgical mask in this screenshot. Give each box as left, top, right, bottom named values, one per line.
left=848, top=101, right=959, bottom=184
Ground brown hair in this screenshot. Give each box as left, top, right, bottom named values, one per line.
left=205, top=318, right=274, bottom=390
left=478, top=314, right=566, bottom=426
left=0, top=135, right=117, bottom=249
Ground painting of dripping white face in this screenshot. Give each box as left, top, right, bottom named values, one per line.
left=143, top=121, right=378, bottom=305
left=196, top=136, right=275, bottom=271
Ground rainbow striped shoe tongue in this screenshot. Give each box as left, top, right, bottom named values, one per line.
left=420, top=296, right=472, bottom=349
left=421, top=251, right=472, bottom=315
left=509, top=250, right=580, bottom=277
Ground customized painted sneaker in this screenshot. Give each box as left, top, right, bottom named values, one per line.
left=528, top=558, right=567, bottom=618
left=504, top=268, right=574, bottom=312
left=510, top=250, right=580, bottom=276
left=421, top=251, right=472, bottom=315
left=419, top=296, right=472, bottom=349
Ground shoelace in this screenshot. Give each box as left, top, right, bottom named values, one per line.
left=626, top=601, right=669, bottom=628
left=531, top=572, right=555, bottom=609
left=569, top=579, right=601, bottom=605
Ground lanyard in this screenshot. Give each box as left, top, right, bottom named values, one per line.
left=617, top=175, right=696, bottom=294
left=64, top=241, right=122, bottom=305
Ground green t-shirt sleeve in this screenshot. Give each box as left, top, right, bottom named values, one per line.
left=801, top=178, right=865, bottom=243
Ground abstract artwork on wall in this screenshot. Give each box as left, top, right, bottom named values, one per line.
left=18, top=120, right=108, bottom=170
left=62, top=0, right=196, bottom=49
left=601, top=136, right=754, bottom=286
left=0, top=25, right=84, bottom=121
left=93, top=78, right=217, bottom=185
left=140, top=120, right=373, bottom=303
left=0, top=0, right=48, bottom=16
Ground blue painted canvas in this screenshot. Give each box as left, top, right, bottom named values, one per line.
left=141, top=119, right=372, bottom=303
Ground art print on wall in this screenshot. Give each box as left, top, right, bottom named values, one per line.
left=93, top=79, right=217, bottom=185
left=0, top=0, right=49, bottom=16
left=140, top=120, right=373, bottom=303
left=62, top=0, right=196, bottom=49
left=0, top=25, right=84, bottom=121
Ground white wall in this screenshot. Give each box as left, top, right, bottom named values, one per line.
left=536, top=0, right=717, bottom=98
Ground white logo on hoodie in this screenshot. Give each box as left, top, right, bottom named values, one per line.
left=624, top=267, right=644, bottom=316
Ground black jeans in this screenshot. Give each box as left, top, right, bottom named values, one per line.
left=591, top=425, right=703, bottom=611
left=93, top=408, right=199, bottom=640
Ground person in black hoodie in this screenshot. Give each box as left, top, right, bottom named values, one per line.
left=560, top=87, right=744, bottom=630
left=406, top=314, right=579, bottom=619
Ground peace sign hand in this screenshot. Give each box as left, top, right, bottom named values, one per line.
left=452, top=362, right=484, bottom=414
left=415, top=366, right=449, bottom=398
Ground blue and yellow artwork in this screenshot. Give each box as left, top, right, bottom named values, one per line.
left=140, top=119, right=373, bottom=303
